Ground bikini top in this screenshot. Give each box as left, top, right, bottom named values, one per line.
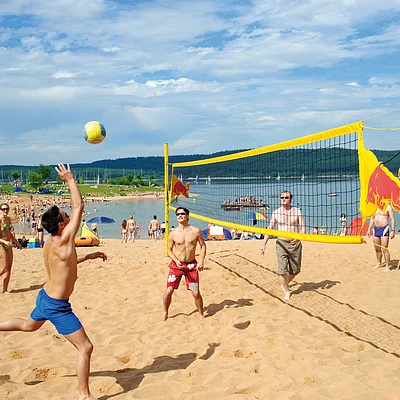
left=1, top=223, right=13, bottom=232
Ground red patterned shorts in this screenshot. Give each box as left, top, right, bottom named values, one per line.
left=166, top=260, right=199, bottom=291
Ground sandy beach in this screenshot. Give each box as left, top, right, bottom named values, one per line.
left=0, top=237, right=400, bottom=399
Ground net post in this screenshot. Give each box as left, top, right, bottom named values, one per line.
left=164, top=143, right=169, bottom=257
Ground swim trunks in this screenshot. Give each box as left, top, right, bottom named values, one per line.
left=30, top=289, right=82, bottom=335
left=166, top=260, right=199, bottom=291
left=372, top=226, right=389, bottom=238
left=276, top=239, right=302, bottom=275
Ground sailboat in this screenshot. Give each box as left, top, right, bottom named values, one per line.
left=179, top=174, right=183, bottom=182
left=195, top=175, right=200, bottom=185
left=206, top=176, right=211, bottom=185
left=276, top=173, right=280, bottom=181
left=301, top=174, right=304, bottom=181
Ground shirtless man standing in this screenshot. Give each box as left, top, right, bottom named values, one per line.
left=0, top=163, right=107, bottom=400
left=163, top=207, right=206, bottom=320
left=369, top=204, right=396, bottom=271
left=261, top=191, right=306, bottom=301
left=126, top=215, right=137, bottom=242
left=148, top=215, right=160, bottom=241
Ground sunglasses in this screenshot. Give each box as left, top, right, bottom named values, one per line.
left=176, top=212, right=187, bottom=216
left=280, top=196, right=290, bottom=199
left=1, top=207, right=9, bottom=211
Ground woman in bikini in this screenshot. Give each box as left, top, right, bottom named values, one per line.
left=0, top=203, right=22, bottom=293
left=121, top=219, right=128, bottom=243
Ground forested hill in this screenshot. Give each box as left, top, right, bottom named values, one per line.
left=0, top=149, right=398, bottom=181
left=71, top=148, right=399, bottom=177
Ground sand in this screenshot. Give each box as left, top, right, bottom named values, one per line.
left=0, top=237, right=400, bottom=399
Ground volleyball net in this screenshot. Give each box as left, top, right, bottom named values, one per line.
left=164, top=121, right=400, bottom=245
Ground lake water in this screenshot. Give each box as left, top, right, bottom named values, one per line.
left=14, top=178, right=400, bottom=239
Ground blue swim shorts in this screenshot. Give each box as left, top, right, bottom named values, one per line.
left=372, top=226, right=389, bottom=238
left=30, top=289, right=82, bottom=335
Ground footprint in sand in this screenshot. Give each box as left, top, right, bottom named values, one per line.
left=234, top=321, right=251, bottom=330
left=24, top=366, right=68, bottom=386
left=0, top=375, right=11, bottom=386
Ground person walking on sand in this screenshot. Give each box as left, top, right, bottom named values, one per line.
left=121, top=219, right=128, bottom=243
left=163, top=207, right=206, bottom=320
left=126, top=215, right=136, bottom=242
left=368, top=204, right=396, bottom=271
left=0, top=203, right=22, bottom=293
left=261, top=190, right=306, bottom=301
left=148, top=215, right=160, bottom=242
left=0, top=163, right=107, bottom=400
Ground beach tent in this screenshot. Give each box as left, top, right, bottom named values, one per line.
left=77, top=224, right=99, bottom=240
left=13, top=187, right=23, bottom=192
left=202, top=226, right=232, bottom=240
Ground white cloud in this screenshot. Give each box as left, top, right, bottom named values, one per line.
left=0, top=0, right=399, bottom=165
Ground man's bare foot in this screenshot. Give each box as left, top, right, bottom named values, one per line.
left=163, top=312, right=168, bottom=321
left=384, top=267, right=391, bottom=272
left=199, top=313, right=205, bottom=320
left=372, top=263, right=383, bottom=269
left=283, top=292, right=291, bottom=301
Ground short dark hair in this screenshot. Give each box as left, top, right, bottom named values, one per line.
left=41, top=206, right=64, bottom=235
left=280, top=190, right=293, bottom=199
left=175, top=207, right=189, bottom=215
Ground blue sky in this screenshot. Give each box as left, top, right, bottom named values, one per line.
left=0, top=0, right=399, bottom=165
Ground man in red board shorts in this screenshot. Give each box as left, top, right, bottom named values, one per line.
left=163, top=207, right=206, bottom=320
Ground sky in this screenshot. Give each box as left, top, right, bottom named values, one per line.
left=0, top=0, right=400, bottom=165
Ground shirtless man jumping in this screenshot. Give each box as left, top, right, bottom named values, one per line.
left=163, top=207, right=206, bottom=320
left=0, top=163, right=107, bottom=400
left=369, top=204, right=396, bottom=271
left=261, top=190, right=306, bottom=301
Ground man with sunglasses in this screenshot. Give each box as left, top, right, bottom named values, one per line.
left=163, top=207, right=206, bottom=320
left=261, top=191, right=306, bottom=301
left=0, top=163, right=107, bottom=400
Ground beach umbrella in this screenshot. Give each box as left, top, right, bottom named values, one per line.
left=243, top=212, right=256, bottom=221
left=254, top=212, right=268, bottom=220
left=86, top=216, right=115, bottom=239
left=243, top=211, right=257, bottom=226
left=86, top=216, right=115, bottom=224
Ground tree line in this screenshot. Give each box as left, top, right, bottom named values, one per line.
left=1, top=148, right=399, bottom=189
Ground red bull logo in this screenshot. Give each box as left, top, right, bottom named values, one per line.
left=366, top=165, right=400, bottom=213
left=171, top=175, right=190, bottom=198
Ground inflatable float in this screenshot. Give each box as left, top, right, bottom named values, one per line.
left=75, top=224, right=100, bottom=247
left=75, top=236, right=100, bottom=247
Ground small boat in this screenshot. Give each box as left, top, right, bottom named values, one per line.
left=301, top=174, right=305, bottom=181
left=75, top=236, right=100, bottom=247
left=328, top=193, right=338, bottom=197
left=221, top=203, right=265, bottom=208
left=223, top=206, right=241, bottom=211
